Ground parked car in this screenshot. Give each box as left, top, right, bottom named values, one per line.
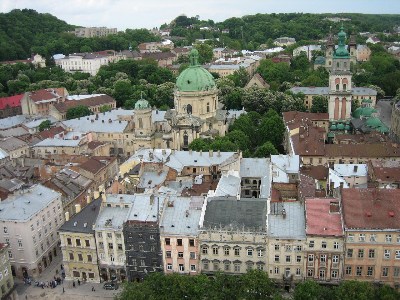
left=103, top=281, right=119, bottom=290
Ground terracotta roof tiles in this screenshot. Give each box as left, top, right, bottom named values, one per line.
left=305, top=198, right=343, bottom=236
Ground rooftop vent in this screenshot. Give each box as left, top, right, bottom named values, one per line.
left=73, top=221, right=77, bottom=226
left=389, top=211, right=395, bottom=217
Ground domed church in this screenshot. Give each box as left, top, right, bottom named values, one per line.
left=165, top=49, right=228, bottom=150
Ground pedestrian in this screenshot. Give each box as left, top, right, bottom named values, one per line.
left=77, top=279, right=80, bottom=286
left=91, top=286, right=94, bottom=291
left=72, top=281, right=75, bottom=288
left=63, top=287, right=65, bottom=293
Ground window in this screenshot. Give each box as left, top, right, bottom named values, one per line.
left=78, top=254, right=83, bottom=261
left=202, top=246, right=208, bottom=255
left=258, top=249, right=264, bottom=257
left=107, top=233, right=112, bottom=238
left=178, top=252, right=184, bottom=258
left=370, top=234, right=376, bottom=242
left=358, top=249, right=364, bottom=258
left=190, top=252, right=196, bottom=259
left=347, top=249, right=353, bottom=258
left=333, top=242, right=339, bottom=249
left=396, top=250, right=400, bottom=259
left=234, top=248, right=240, bottom=256
left=394, top=267, right=400, bottom=277
left=285, top=245, right=292, bottom=252
left=7, top=251, right=12, bottom=259
left=149, top=235, right=154, bottom=240
left=165, top=238, right=170, bottom=245
left=286, top=256, right=291, bottom=263
left=76, top=239, right=81, bottom=247
left=397, top=236, right=400, bottom=243
left=359, top=234, right=365, bottom=242
left=295, top=245, right=302, bottom=252
left=275, top=244, right=280, bottom=251
left=69, top=253, right=74, bottom=260
left=190, top=265, right=196, bottom=272
left=179, top=264, right=184, bottom=272
left=332, top=255, right=339, bottom=263
left=140, top=259, right=145, bottom=266
left=295, top=268, right=301, bottom=276
left=320, top=254, right=327, bottom=263
left=321, top=241, right=327, bottom=249
left=307, top=269, right=313, bottom=277
left=369, top=249, right=375, bottom=258
left=247, top=249, right=253, bottom=256
left=118, top=244, right=123, bottom=251
left=85, top=240, right=90, bottom=247
left=345, top=266, right=352, bottom=275
left=108, top=243, right=113, bottom=250
left=274, top=267, right=279, bottom=274
left=384, top=249, right=390, bottom=259
left=99, top=242, right=104, bottom=248
left=97, top=232, right=102, bottom=238
left=296, top=255, right=301, bottom=263
left=203, top=262, right=209, bottom=270
left=332, top=270, right=338, bottom=278
left=382, top=267, right=389, bottom=277
left=189, top=239, right=195, bottom=247
left=177, top=239, right=183, bottom=246
left=275, top=255, right=280, bottom=262
left=386, top=235, right=392, bottom=243
left=166, top=251, right=171, bottom=258
left=87, top=255, right=92, bottom=262
left=309, top=241, right=314, bottom=248
left=167, top=264, right=172, bottom=270
left=212, top=246, right=218, bottom=255
left=234, top=264, right=241, bottom=272
left=367, top=266, right=374, bottom=276
left=347, top=234, right=354, bottom=242
left=3, top=227, right=7, bottom=234
left=356, top=266, right=362, bottom=276
left=319, top=269, right=326, bottom=279
left=224, top=247, right=229, bottom=256
left=67, top=238, right=72, bottom=245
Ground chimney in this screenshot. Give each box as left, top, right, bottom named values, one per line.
left=329, top=201, right=340, bottom=213
left=86, top=195, right=91, bottom=204
left=101, top=193, right=107, bottom=203
left=93, top=190, right=100, bottom=199
left=353, top=165, right=358, bottom=173
left=189, top=149, right=192, bottom=155
left=65, top=211, right=70, bottom=221
left=282, top=209, right=286, bottom=219
left=75, top=204, right=81, bottom=213
left=209, top=150, right=213, bottom=157
left=200, top=150, right=202, bottom=156
left=217, top=150, right=221, bottom=157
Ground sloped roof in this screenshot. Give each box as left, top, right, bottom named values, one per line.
left=53, top=95, right=116, bottom=113
left=0, top=94, right=23, bottom=109
left=305, top=198, right=343, bottom=236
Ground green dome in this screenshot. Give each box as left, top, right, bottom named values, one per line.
left=327, top=132, right=335, bottom=138
left=337, top=123, right=345, bottom=130
left=334, top=25, right=350, bottom=58
left=345, top=124, right=351, bottom=130
left=353, top=107, right=377, bottom=118
left=377, top=125, right=389, bottom=133
left=176, top=49, right=216, bottom=92
left=135, top=98, right=150, bottom=110
left=366, top=117, right=383, bottom=128
left=330, top=124, right=337, bottom=131
left=314, top=56, right=326, bottom=65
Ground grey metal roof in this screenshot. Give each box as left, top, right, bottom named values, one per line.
left=0, top=137, right=28, bottom=152
left=24, top=116, right=57, bottom=129
left=152, top=110, right=167, bottom=122
left=160, top=196, right=203, bottom=236
left=0, top=115, right=29, bottom=130
left=59, top=198, right=102, bottom=233
left=95, top=206, right=130, bottom=231
left=271, top=155, right=299, bottom=174
left=268, top=202, right=306, bottom=239
left=240, top=158, right=270, bottom=178
left=126, top=193, right=165, bottom=222
left=34, top=138, right=81, bottom=147
left=138, top=170, right=168, bottom=189
left=0, top=184, right=61, bottom=221
left=0, top=127, right=29, bottom=138
left=334, top=164, right=368, bottom=177
left=213, top=173, right=241, bottom=197
left=202, top=199, right=267, bottom=232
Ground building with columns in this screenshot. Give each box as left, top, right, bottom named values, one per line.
left=166, top=49, right=227, bottom=150
left=328, top=26, right=353, bottom=122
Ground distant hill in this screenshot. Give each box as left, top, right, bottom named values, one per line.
left=0, top=9, right=76, bottom=61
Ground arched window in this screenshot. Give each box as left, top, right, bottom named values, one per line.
left=343, top=84, right=347, bottom=90
left=186, top=104, right=192, bottom=114
left=138, top=118, right=143, bottom=129
left=336, top=62, right=339, bottom=68
left=336, top=84, right=339, bottom=91
left=207, top=103, right=210, bottom=113
left=344, top=62, right=347, bottom=68
left=183, top=131, right=188, bottom=147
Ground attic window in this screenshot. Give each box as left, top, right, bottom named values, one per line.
left=73, top=222, right=77, bottom=226
left=83, top=223, right=87, bottom=227
left=187, top=80, right=191, bottom=84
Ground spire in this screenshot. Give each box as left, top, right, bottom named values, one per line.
left=334, top=25, right=349, bottom=58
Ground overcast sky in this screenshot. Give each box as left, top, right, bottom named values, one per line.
left=1, top=0, right=399, bottom=30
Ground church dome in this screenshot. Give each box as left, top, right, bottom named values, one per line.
left=135, top=98, right=150, bottom=110
left=176, top=49, right=216, bottom=92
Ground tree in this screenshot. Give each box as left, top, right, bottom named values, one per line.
left=38, top=120, right=51, bottom=132
left=226, top=130, right=251, bottom=151
left=194, top=43, right=213, bottom=64
left=99, top=105, right=111, bottom=113
left=254, top=141, right=278, bottom=157
left=66, top=105, right=92, bottom=120
left=259, top=109, right=285, bottom=149
left=228, top=67, right=250, bottom=88
left=335, top=281, right=375, bottom=300
left=293, top=280, right=327, bottom=300
left=113, top=79, right=132, bottom=107
left=188, top=138, right=211, bottom=151
left=239, top=270, right=276, bottom=300
left=310, top=95, right=328, bottom=113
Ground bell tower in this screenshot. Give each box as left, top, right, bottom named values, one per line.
left=328, top=26, right=352, bottom=121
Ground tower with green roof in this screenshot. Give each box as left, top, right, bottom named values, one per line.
left=328, top=26, right=353, bottom=123
left=133, top=93, right=154, bottom=140
left=168, top=48, right=226, bottom=150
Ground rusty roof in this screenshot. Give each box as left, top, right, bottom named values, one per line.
left=300, top=165, right=329, bottom=181
left=79, top=156, right=115, bottom=175
left=341, top=188, right=400, bottom=230
left=305, top=198, right=343, bottom=237
left=29, top=89, right=61, bottom=102
left=53, top=95, right=116, bottom=113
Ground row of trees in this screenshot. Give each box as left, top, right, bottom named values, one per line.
left=116, top=270, right=400, bottom=300
left=189, top=110, right=285, bottom=157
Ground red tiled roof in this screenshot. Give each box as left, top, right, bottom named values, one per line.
left=29, top=89, right=59, bottom=102
left=341, top=188, right=400, bottom=229
left=53, top=95, right=115, bottom=113
left=79, top=156, right=115, bottom=175
left=87, top=141, right=106, bottom=150
left=300, top=165, right=328, bottom=181
left=0, top=94, right=23, bottom=109
left=305, top=198, right=343, bottom=236
left=37, top=126, right=65, bottom=139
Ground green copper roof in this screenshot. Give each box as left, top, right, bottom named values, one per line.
left=330, top=124, right=337, bottom=131
left=353, top=107, right=377, bottom=119
left=337, top=123, right=345, bottom=130
left=334, top=25, right=350, bottom=58
left=135, top=98, right=150, bottom=110
left=327, top=132, right=335, bottom=138
left=345, top=124, right=351, bottom=130
left=176, top=49, right=216, bottom=92
left=377, top=125, right=389, bottom=133
left=366, top=117, right=383, bottom=128
left=314, top=56, right=326, bottom=64
left=362, top=98, right=373, bottom=104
